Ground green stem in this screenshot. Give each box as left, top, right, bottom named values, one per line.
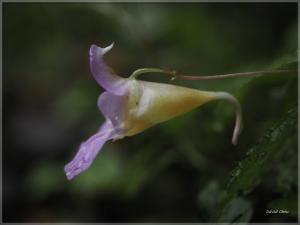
left=129, top=68, right=294, bottom=81
left=129, top=68, right=174, bottom=80
left=175, top=69, right=293, bottom=80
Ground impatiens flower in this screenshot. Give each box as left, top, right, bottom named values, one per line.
left=64, top=43, right=242, bottom=180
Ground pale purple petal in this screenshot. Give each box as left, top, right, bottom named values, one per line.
left=89, top=43, right=128, bottom=95
left=97, top=91, right=127, bottom=129
left=64, top=121, right=114, bottom=180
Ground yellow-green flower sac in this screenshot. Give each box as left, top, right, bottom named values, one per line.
left=125, top=79, right=217, bottom=136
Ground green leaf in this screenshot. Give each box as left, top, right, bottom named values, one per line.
left=226, top=107, right=297, bottom=195
left=217, top=107, right=297, bottom=222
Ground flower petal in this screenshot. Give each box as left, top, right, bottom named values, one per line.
left=97, top=91, right=128, bottom=138
left=64, top=121, right=114, bottom=180
left=89, top=43, right=128, bottom=95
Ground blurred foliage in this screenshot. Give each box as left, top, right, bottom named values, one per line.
left=226, top=107, right=297, bottom=196
left=3, top=2, right=298, bottom=223
left=219, top=107, right=297, bottom=223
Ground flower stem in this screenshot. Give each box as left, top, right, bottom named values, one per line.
left=170, top=69, right=294, bottom=80
left=129, top=68, right=294, bottom=81
left=129, top=68, right=170, bottom=80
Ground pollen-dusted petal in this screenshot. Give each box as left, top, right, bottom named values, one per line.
left=64, top=121, right=114, bottom=180
left=89, top=43, right=128, bottom=96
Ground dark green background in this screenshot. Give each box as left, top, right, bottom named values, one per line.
left=3, top=3, right=298, bottom=223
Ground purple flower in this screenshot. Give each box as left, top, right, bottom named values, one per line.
left=64, top=43, right=242, bottom=180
